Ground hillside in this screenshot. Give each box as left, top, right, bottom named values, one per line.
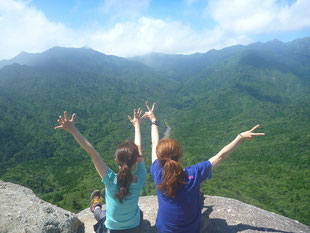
left=0, top=38, right=309, bottom=226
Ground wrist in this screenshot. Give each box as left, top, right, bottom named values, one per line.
left=68, top=127, right=78, bottom=135
left=237, top=133, right=244, bottom=142
left=150, top=120, right=159, bottom=126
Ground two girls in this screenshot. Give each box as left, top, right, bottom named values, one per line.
left=56, top=102, right=264, bottom=233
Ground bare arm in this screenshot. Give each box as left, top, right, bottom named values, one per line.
left=128, top=108, right=144, bottom=163
left=55, top=112, right=108, bottom=179
left=143, top=102, right=159, bottom=163
left=151, top=122, right=159, bottom=163
left=209, top=125, right=265, bottom=169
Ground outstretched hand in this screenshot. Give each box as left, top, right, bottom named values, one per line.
left=239, top=125, right=265, bottom=141
left=55, top=111, right=76, bottom=133
left=143, top=101, right=156, bottom=121
left=128, top=108, right=143, bottom=127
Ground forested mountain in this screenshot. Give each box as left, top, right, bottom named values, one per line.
left=0, top=38, right=309, bottom=225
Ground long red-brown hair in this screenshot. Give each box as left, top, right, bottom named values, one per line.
left=156, top=138, right=186, bottom=198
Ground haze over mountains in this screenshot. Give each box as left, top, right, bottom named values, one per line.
left=0, top=37, right=309, bottom=226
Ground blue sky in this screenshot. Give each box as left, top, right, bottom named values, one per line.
left=0, top=0, right=309, bottom=60
left=28, top=0, right=213, bottom=30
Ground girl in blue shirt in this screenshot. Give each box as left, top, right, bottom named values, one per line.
left=55, top=109, right=147, bottom=233
left=143, top=102, right=265, bottom=233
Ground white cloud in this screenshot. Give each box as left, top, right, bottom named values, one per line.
left=205, top=0, right=310, bottom=34
left=83, top=17, right=251, bottom=57
left=0, top=0, right=309, bottom=60
left=0, top=0, right=82, bottom=59
left=0, top=0, right=251, bottom=59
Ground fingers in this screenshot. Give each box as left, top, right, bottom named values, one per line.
left=128, top=116, right=133, bottom=122
left=143, top=112, right=150, bottom=118
left=71, top=113, right=76, bottom=122
left=137, top=108, right=142, bottom=117
left=151, top=103, right=156, bottom=111
left=56, top=112, right=75, bottom=130
left=252, top=133, right=265, bottom=136
left=146, top=101, right=151, bottom=111
left=59, top=115, right=65, bottom=123
left=250, top=124, right=260, bottom=132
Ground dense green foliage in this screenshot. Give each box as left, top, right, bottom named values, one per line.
left=0, top=38, right=309, bottom=225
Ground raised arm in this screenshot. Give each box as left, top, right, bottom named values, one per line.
left=55, top=111, right=108, bottom=179
left=209, top=125, right=265, bottom=169
left=128, top=108, right=144, bottom=163
left=143, top=102, right=159, bottom=163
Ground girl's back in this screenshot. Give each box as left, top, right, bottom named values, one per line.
left=103, top=162, right=147, bottom=230
left=151, top=159, right=212, bottom=233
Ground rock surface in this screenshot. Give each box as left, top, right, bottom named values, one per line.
left=203, top=196, right=309, bottom=233
left=0, top=181, right=84, bottom=233
left=77, top=195, right=310, bottom=233
left=1, top=180, right=309, bottom=233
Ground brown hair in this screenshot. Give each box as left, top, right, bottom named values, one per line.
left=156, top=138, right=186, bottom=198
left=115, top=140, right=139, bottom=203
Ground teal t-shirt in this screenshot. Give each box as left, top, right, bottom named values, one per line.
left=101, top=162, right=147, bottom=230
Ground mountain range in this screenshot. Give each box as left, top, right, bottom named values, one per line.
left=0, top=37, right=309, bottom=225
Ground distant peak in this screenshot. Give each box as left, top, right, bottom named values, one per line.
left=268, top=39, right=283, bottom=44
left=44, top=46, right=100, bottom=54
left=9, top=51, right=36, bottom=62
left=14, top=51, right=32, bottom=58
left=18, top=51, right=30, bottom=55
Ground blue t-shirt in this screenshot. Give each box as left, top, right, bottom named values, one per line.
left=150, top=159, right=212, bottom=233
left=102, top=162, right=147, bottom=230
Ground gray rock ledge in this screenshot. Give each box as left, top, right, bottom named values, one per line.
left=1, top=180, right=308, bottom=233
left=0, top=181, right=84, bottom=233
left=77, top=195, right=309, bottom=233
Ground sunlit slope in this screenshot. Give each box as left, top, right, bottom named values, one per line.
left=0, top=47, right=179, bottom=212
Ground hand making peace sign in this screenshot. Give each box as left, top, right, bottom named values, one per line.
left=239, top=125, right=265, bottom=141
left=143, top=101, right=156, bottom=122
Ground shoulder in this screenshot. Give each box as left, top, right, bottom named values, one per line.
left=185, top=160, right=212, bottom=182
left=187, top=160, right=211, bottom=171
left=150, top=159, right=163, bottom=175
left=151, top=159, right=162, bottom=170
left=133, top=162, right=147, bottom=184
left=135, top=162, right=147, bottom=175
left=101, top=168, right=117, bottom=186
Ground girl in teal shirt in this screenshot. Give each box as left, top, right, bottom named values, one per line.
left=55, top=109, right=147, bottom=232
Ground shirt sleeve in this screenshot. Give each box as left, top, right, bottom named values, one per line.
left=135, top=162, right=147, bottom=187
left=150, top=159, right=162, bottom=185
left=192, top=160, right=212, bottom=183
left=150, top=160, right=156, bottom=177
left=101, top=168, right=116, bottom=188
